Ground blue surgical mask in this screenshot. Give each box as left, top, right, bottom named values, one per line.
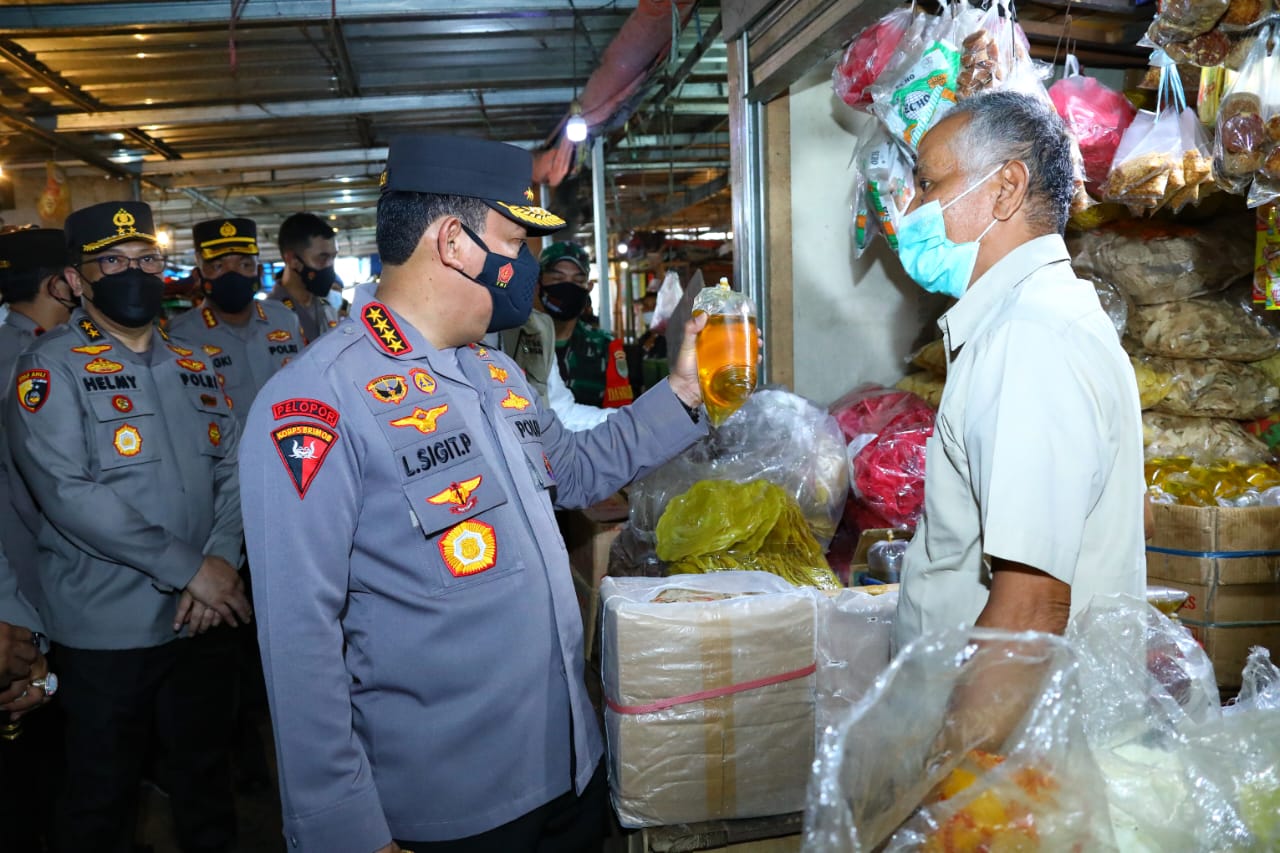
left=896, top=164, right=1002, bottom=300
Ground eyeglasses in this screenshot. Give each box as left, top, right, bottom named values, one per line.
left=83, top=253, right=167, bottom=276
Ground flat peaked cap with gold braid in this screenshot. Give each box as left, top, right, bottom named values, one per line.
left=65, top=200, right=157, bottom=255
left=193, top=217, right=259, bottom=260
left=380, top=134, right=566, bottom=236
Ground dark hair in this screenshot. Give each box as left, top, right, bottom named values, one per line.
left=376, top=191, right=489, bottom=266
left=0, top=266, right=63, bottom=305
left=277, top=212, right=335, bottom=258
left=947, top=91, right=1076, bottom=235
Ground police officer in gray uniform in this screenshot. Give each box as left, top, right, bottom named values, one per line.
left=240, top=135, right=709, bottom=852
left=6, top=200, right=251, bottom=853
left=168, top=217, right=303, bottom=426
left=0, top=228, right=76, bottom=619
left=267, top=212, right=341, bottom=343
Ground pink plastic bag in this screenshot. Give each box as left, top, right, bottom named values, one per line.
left=830, top=385, right=935, bottom=532
left=1049, top=59, right=1138, bottom=189
left=833, top=8, right=913, bottom=109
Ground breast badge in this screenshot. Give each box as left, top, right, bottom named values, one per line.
left=438, top=520, right=497, bottom=577
left=388, top=404, right=449, bottom=435
left=176, top=358, right=207, bottom=372
left=208, top=422, right=222, bottom=447
left=16, top=369, right=50, bottom=413
left=272, top=422, right=339, bottom=498
left=409, top=368, right=436, bottom=394
left=167, top=344, right=194, bottom=357
left=113, top=423, right=142, bottom=457
left=112, top=395, right=133, bottom=413
left=267, top=329, right=293, bottom=342
left=499, top=389, right=531, bottom=411
left=426, top=475, right=482, bottom=514
left=488, top=364, right=508, bottom=383
left=83, top=357, right=123, bottom=375
left=71, top=344, right=112, bottom=355
left=202, top=344, right=223, bottom=356
left=365, top=374, right=408, bottom=405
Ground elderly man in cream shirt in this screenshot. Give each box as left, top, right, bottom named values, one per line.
left=892, top=91, right=1146, bottom=653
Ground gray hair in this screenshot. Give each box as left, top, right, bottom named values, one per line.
left=946, top=91, right=1075, bottom=235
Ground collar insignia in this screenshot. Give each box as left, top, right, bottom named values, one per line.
left=78, top=317, right=103, bottom=341
left=362, top=302, right=412, bottom=355
left=202, top=308, right=218, bottom=328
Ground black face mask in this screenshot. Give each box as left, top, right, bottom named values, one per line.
left=458, top=224, right=539, bottom=334
left=540, top=281, right=590, bottom=321
left=207, top=271, right=259, bottom=314
left=48, top=276, right=78, bottom=313
left=297, top=260, right=340, bottom=297
left=89, top=268, right=165, bottom=328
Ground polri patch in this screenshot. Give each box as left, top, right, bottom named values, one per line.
left=112, top=395, right=133, bottom=413
left=365, top=374, right=408, bottom=405
left=16, top=369, right=50, bottom=413
left=438, top=520, right=497, bottom=577
left=272, top=421, right=339, bottom=499
left=271, top=398, right=340, bottom=427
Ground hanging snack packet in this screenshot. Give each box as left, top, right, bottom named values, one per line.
left=1214, top=27, right=1270, bottom=195
left=1245, top=32, right=1280, bottom=207
left=1050, top=56, right=1139, bottom=189
left=861, top=130, right=915, bottom=251
left=1259, top=203, right=1280, bottom=307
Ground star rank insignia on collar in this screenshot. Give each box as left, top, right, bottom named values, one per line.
left=78, top=317, right=103, bottom=341
left=255, top=302, right=268, bottom=322
left=362, top=302, right=412, bottom=356
left=202, top=308, right=218, bottom=328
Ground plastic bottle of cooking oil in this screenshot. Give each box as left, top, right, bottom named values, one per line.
left=692, top=277, right=758, bottom=426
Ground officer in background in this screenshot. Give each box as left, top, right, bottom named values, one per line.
left=168, top=217, right=303, bottom=425
left=0, top=228, right=76, bottom=617
left=6, top=200, right=250, bottom=853
left=241, top=134, right=707, bottom=852
left=537, top=241, right=632, bottom=408
left=268, top=212, right=341, bottom=343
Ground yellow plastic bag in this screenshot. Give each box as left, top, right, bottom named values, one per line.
left=656, top=479, right=840, bottom=590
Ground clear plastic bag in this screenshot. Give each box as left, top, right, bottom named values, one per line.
left=1246, top=33, right=1280, bottom=207
left=1092, top=275, right=1133, bottom=337
left=814, top=588, right=898, bottom=751
left=1068, top=219, right=1255, bottom=305
left=1148, top=0, right=1231, bottom=43
left=629, top=388, right=849, bottom=547
left=1126, top=290, right=1280, bottom=361
left=649, top=269, right=683, bottom=334
left=832, top=7, right=914, bottom=109
left=1214, top=27, right=1271, bottom=195
left=1148, top=356, right=1280, bottom=419
left=1168, top=105, right=1217, bottom=212
left=1226, top=646, right=1280, bottom=713
left=1103, top=67, right=1187, bottom=210
left=804, top=628, right=1115, bottom=852
left=1131, top=355, right=1176, bottom=409
left=1049, top=58, right=1139, bottom=189
left=1142, top=411, right=1274, bottom=463
left=601, top=572, right=821, bottom=828
left=859, top=129, right=915, bottom=251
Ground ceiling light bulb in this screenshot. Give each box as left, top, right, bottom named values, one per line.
left=156, top=229, right=171, bottom=247
left=616, top=242, right=628, bottom=256
left=565, top=114, right=588, bottom=143
left=620, top=260, right=629, bottom=270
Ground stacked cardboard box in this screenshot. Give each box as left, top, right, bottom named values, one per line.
left=1145, top=503, right=1280, bottom=686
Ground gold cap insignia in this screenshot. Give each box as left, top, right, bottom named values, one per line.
left=379, top=171, right=388, bottom=188
left=524, top=187, right=535, bottom=202
left=112, top=208, right=136, bottom=229
left=219, top=221, right=237, bottom=237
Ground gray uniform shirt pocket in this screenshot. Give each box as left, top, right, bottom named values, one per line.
left=87, top=392, right=159, bottom=472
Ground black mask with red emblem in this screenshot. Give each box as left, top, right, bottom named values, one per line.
left=458, top=223, right=539, bottom=333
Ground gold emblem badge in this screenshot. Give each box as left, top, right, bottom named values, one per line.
left=409, top=368, right=436, bottom=395
left=113, top=423, right=142, bottom=457
left=219, top=221, right=237, bottom=238
left=168, top=344, right=194, bottom=356
left=202, top=308, right=218, bottom=328
left=203, top=344, right=223, bottom=356
left=112, top=208, right=136, bottom=230
left=208, top=422, right=222, bottom=447
left=267, top=329, right=292, bottom=342
left=84, top=357, right=124, bottom=375
left=71, top=344, right=113, bottom=355
left=426, top=475, right=483, bottom=515
left=365, top=374, right=408, bottom=405
left=438, top=520, right=497, bottom=577
left=112, top=395, right=132, bottom=413
left=176, top=358, right=207, bottom=372
left=524, top=187, right=535, bottom=202
left=79, top=318, right=103, bottom=341
left=487, top=364, right=508, bottom=383
left=388, top=404, right=449, bottom=435
left=499, top=389, right=531, bottom=411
